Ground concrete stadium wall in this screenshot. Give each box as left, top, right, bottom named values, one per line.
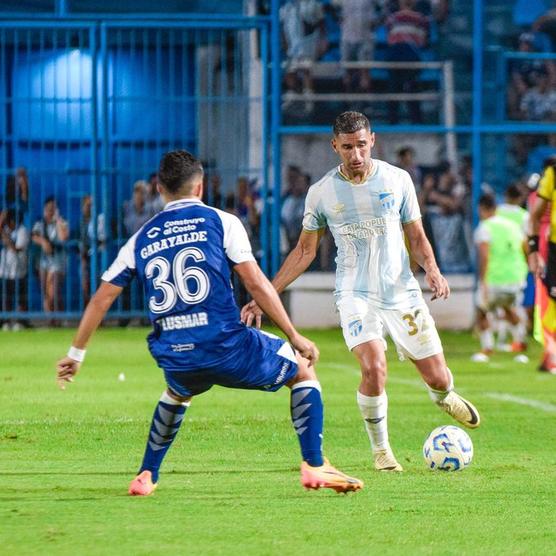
left=284, top=273, right=475, bottom=331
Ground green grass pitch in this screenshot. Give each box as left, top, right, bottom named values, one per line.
left=1, top=327, right=555, bottom=555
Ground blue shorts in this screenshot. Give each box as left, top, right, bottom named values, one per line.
left=523, top=272, right=535, bottom=308
left=163, top=330, right=298, bottom=397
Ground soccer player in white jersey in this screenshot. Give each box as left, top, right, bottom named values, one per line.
left=55, top=150, right=362, bottom=495
left=242, top=112, right=480, bottom=471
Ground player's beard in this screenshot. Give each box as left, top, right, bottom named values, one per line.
left=344, top=159, right=372, bottom=182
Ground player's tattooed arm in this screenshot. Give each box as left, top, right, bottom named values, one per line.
left=403, top=219, right=450, bottom=300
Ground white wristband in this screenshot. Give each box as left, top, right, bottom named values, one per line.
left=68, top=346, right=86, bottom=362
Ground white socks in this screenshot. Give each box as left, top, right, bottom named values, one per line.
left=357, top=391, right=390, bottom=452
left=480, top=329, right=494, bottom=351
left=511, top=322, right=526, bottom=344
left=160, top=390, right=191, bottom=407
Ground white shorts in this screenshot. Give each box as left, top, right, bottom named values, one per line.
left=337, top=295, right=443, bottom=361
left=475, top=285, right=523, bottom=312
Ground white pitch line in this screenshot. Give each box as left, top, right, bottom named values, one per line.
left=321, top=362, right=556, bottom=413
left=321, top=362, right=424, bottom=388
left=0, top=417, right=142, bottom=426
left=387, top=376, right=424, bottom=388
left=485, top=393, right=556, bottom=413
left=321, top=362, right=357, bottom=372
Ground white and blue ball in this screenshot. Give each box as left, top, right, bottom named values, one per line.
left=423, top=425, right=473, bottom=471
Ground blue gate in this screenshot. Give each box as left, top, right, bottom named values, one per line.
left=0, top=18, right=269, bottom=322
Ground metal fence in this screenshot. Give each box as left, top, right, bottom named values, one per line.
left=1, top=1, right=555, bottom=323
left=0, top=19, right=269, bottom=322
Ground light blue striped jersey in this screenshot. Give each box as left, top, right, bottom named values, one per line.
left=302, top=159, right=422, bottom=308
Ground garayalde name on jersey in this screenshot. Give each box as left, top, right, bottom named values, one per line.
left=140, top=229, right=208, bottom=259
left=158, top=312, right=209, bottom=331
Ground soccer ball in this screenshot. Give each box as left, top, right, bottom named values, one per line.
left=423, top=425, right=473, bottom=471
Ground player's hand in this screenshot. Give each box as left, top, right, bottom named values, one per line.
left=56, top=356, right=81, bottom=390
left=528, top=252, right=545, bottom=278
left=426, top=268, right=450, bottom=300
left=289, top=333, right=320, bottom=366
left=240, top=300, right=263, bottom=328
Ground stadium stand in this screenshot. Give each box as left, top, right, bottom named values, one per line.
left=1, top=0, right=555, bottom=324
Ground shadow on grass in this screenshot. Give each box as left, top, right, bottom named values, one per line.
left=0, top=467, right=295, bottom=476
left=0, top=487, right=334, bottom=503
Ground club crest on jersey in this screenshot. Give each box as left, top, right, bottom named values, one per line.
left=146, top=226, right=161, bottom=239
left=379, top=191, right=395, bottom=210
left=332, top=203, right=345, bottom=214
left=348, top=319, right=363, bottom=337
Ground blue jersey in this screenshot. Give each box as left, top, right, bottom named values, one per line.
left=102, top=198, right=256, bottom=371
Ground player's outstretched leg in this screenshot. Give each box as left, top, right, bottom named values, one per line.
left=301, top=458, right=364, bottom=493
left=290, top=379, right=363, bottom=493
left=357, top=391, right=403, bottom=471
left=426, top=367, right=481, bottom=429
left=414, top=354, right=481, bottom=429
left=129, top=390, right=190, bottom=496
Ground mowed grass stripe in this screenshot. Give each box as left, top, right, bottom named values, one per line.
left=485, top=392, right=556, bottom=413
left=0, top=328, right=554, bottom=556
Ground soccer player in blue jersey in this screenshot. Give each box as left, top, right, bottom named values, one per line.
left=242, top=111, right=480, bottom=472
left=56, top=150, right=362, bottom=495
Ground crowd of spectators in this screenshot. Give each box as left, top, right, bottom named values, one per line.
left=3, top=2, right=556, bottom=324
left=419, top=159, right=471, bottom=272
left=0, top=168, right=30, bottom=330
left=0, top=166, right=272, bottom=328
left=279, top=0, right=450, bottom=121
left=0, top=151, right=540, bottom=328
left=0, top=168, right=165, bottom=328
left=507, top=32, right=556, bottom=121
left=503, top=4, right=556, bottom=174
left=278, top=0, right=556, bottom=129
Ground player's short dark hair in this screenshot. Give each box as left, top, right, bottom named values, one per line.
left=333, top=111, right=370, bottom=135
left=505, top=183, right=522, bottom=201
left=158, top=150, right=203, bottom=194
left=478, top=194, right=496, bottom=210
left=44, top=195, right=55, bottom=206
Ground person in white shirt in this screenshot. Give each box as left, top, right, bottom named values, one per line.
left=31, top=196, right=69, bottom=316
left=242, top=111, right=480, bottom=472
left=335, top=0, right=381, bottom=92
left=0, top=209, right=29, bottom=329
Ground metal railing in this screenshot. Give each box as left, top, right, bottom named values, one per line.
left=281, top=59, right=458, bottom=169
left=0, top=18, right=269, bottom=322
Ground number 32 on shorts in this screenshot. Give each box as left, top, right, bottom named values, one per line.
left=402, top=309, right=429, bottom=336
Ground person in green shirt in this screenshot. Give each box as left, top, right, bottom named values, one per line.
left=495, top=184, right=531, bottom=345
left=472, top=194, right=528, bottom=362
left=497, top=184, right=528, bottom=231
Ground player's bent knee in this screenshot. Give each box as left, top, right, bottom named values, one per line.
left=166, top=387, right=192, bottom=404
left=361, top=359, right=387, bottom=379
left=288, top=356, right=318, bottom=385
